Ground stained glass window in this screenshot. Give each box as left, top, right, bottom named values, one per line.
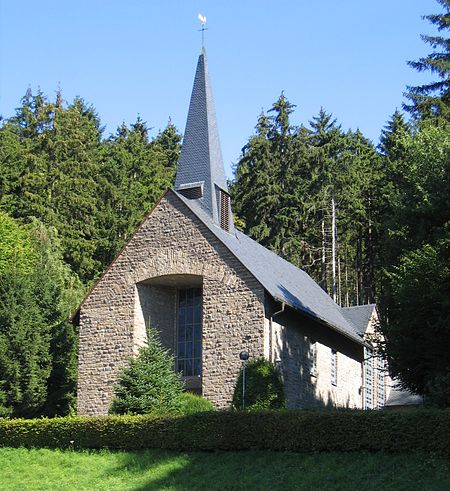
left=177, top=288, right=202, bottom=377
left=364, top=347, right=374, bottom=409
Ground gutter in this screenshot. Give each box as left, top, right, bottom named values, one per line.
left=272, top=295, right=367, bottom=347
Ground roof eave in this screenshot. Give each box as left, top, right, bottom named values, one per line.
left=271, top=295, right=365, bottom=346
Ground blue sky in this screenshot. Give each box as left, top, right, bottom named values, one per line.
left=0, top=1, right=439, bottom=178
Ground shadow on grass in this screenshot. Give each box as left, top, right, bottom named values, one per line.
left=103, top=449, right=450, bottom=491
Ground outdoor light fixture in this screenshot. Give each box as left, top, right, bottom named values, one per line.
left=239, top=350, right=249, bottom=361
left=239, top=350, right=250, bottom=409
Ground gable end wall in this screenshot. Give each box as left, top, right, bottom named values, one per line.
left=77, top=192, right=265, bottom=415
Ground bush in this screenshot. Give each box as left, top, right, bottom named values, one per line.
left=109, top=328, right=184, bottom=416
left=1, top=410, right=450, bottom=455
left=179, top=392, right=214, bottom=415
left=232, top=359, right=285, bottom=411
left=427, top=370, right=450, bottom=407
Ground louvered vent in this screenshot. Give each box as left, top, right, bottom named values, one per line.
left=179, top=186, right=203, bottom=199
left=220, top=190, right=230, bottom=232
left=177, top=182, right=204, bottom=200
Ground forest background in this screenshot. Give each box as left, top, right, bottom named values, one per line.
left=0, top=1, right=449, bottom=417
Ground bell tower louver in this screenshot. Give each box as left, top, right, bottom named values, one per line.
left=175, top=48, right=233, bottom=233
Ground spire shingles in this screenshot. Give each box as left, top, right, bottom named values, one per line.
left=175, top=49, right=232, bottom=231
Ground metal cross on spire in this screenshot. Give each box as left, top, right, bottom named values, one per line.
left=197, top=14, right=208, bottom=47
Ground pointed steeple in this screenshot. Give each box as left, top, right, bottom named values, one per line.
left=175, top=49, right=233, bottom=233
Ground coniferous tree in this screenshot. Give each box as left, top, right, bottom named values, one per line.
left=97, top=118, right=179, bottom=265
left=383, top=237, right=450, bottom=401
left=0, top=90, right=181, bottom=280
left=0, top=213, right=84, bottom=417
left=379, top=110, right=411, bottom=161
left=0, top=91, right=104, bottom=282
left=109, top=327, right=184, bottom=415
left=0, top=213, right=50, bottom=417
left=29, top=220, right=84, bottom=416
left=232, top=100, right=383, bottom=305
left=152, top=119, right=182, bottom=168
left=404, top=0, right=450, bottom=120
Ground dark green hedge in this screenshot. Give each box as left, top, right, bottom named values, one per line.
left=1, top=409, right=449, bottom=455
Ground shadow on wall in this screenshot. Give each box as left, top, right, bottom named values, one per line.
left=272, top=286, right=357, bottom=410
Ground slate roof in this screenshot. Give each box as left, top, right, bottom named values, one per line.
left=72, top=49, right=372, bottom=347
left=171, top=49, right=369, bottom=345
left=341, top=304, right=376, bottom=336
left=173, top=189, right=365, bottom=345
left=385, top=383, right=423, bottom=407
left=174, top=49, right=229, bottom=227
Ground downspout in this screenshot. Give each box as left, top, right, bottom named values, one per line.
left=270, top=301, right=285, bottom=363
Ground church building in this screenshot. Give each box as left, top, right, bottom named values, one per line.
left=73, top=49, right=390, bottom=415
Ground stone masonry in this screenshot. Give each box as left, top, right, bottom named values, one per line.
left=266, top=309, right=364, bottom=409
left=77, top=191, right=265, bottom=415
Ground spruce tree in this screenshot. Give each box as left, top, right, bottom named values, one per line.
left=0, top=213, right=50, bottom=417
left=29, top=220, right=84, bottom=416
left=0, top=90, right=104, bottom=282
left=97, top=118, right=178, bottom=266
left=404, top=0, right=450, bottom=120
left=152, top=119, right=182, bottom=168
left=379, top=111, right=411, bottom=161
left=109, top=328, right=184, bottom=415
left=0, top=213, right=83, bottom=417
left=232, top=100, right=383, bottom=305
left=383, top=237, right=450, bottom=401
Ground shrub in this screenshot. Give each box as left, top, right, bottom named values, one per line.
left=109, top=328, right=184, bottom=416
left=1, top=410, right=450, bottom=455
left=232, top=359, right=285, bottom=411
left=427, top=370, right=450, bottom=407
left=179, top=392, right=214, bottom=415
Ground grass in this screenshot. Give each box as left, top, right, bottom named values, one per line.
left=0, top=447, right=449, bottom=491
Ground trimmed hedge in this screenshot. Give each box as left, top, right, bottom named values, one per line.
left=1, top=409, right=449, bottom=455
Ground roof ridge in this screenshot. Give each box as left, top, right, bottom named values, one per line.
left=341, top=304, right=376, bottom=310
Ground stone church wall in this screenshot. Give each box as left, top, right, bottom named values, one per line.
left=268, top=307, right=363, bottom=409
left=77, top=192, right=265, bottom=415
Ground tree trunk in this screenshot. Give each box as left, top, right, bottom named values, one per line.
left=331, top=194, right=337, bottom=302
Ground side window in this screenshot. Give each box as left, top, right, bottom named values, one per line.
left=364, top=347, right=374, bottom=409
left=308, top=339, right=317, bottom=376
left=331, top=349, right=337, bottom=386
left=377, top=356, right=385, bottom=408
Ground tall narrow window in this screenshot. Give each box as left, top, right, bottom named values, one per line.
left=364, top=347, right=374, bottom=409
left=331, top=349, right=338, bottom=386
left=177, top=288, right=202, bottom=377
left=308, top=339, right=317, bottom=376
left=220, top=190, right=230, bottom=232
left=377, top=356, right=385, bottom=408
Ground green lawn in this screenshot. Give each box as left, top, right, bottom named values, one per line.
left=0, top=447, right=449, bottom=491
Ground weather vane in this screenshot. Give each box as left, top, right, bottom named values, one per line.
left=198, top=14, right=207, bottom=47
